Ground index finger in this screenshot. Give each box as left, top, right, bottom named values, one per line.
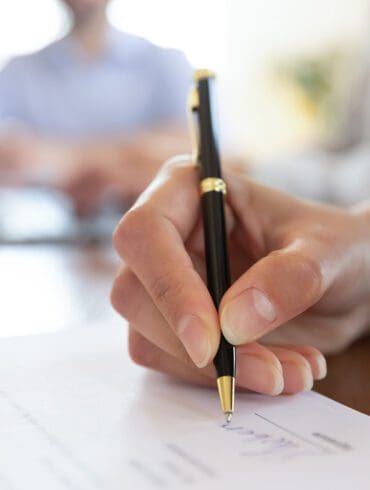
left=113, top=156, right=220, bottom=368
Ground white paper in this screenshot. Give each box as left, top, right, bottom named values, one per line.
left=1, top=324, right=370, bottom=490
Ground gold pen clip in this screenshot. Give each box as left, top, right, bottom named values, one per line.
left=187, top=85, right=200, bottom=165
left=187, top=69, right=216, bottom=166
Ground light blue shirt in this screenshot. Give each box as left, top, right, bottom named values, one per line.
left=0, top=27, right=192, bottom=138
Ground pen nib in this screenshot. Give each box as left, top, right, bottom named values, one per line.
left=225, top=412, right=233, bottom=424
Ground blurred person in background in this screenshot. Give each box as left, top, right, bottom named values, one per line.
left=0, top=0, right=191, bottom=215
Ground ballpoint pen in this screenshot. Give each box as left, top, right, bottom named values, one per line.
left=188, top=69, right=236, bottom=422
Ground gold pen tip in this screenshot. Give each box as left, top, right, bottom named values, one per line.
left=217, top=376, right=235, bottom=415
left=225, top=412, right=233, bottom=424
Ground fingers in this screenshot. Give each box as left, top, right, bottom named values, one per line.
left=112, top=266, right=191, bottom=364
left=226, top=171, right=304, bottom=234
left=283, top=345, right=327, bottom=380
left=113, top=159, right=220, bottom=368
left=185, top=203, right=236, bottom=256
left=113, top=263, right=328, bottom=394
left=266, top=346, right=314, bottom=393
left=237, top=343, right=326, bottom=394
left=127, top=321, right=325, bottom=395
left=219, top=243, right=326, bottom=345
left=112, top=157, right=333, bottom=396
left=113, top=268, right=286, bottom=394
left=128, top=327, right=215, bottom=387
left=262, top=306, right=370, bottom=355
left=112, top=269, right=286, bottom=393
left=236, top=343, right=284, bottom=395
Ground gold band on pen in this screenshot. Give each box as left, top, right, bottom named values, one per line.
left=200, top=177, right=227, bottom=195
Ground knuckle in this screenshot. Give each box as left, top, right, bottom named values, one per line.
left=273, top=249, right=323, bottom=305
left=113, top=206, right=149, bottom=260
left=311, top=324, right=350, bottom=354
left=128, top=331, right=147, bottom=366
left=149, top=269, right=184, bottom=310
left=162, top=158, right=198, bottom=188
left=110, top=268, right=139, bottom=320
left=128, top=329, right=159, bottom=368
left=163, top=155, right=194, bottom=173
left=150, top=271, right=172, bottom=304
left=298, top=254, right=323, bottom=302
left=298, top=345, right=322, bottom=358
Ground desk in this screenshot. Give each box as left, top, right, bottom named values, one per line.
left=1, top=244, right=369, bottom=415
left=315, top=336, right=370, bottom=415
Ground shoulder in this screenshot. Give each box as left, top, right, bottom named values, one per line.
left=0, top=40, right=60, bottom=80
left=111, top=28, right=191, bottom=70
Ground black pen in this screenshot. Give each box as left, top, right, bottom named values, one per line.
left=188, top=69, right=236, bottom=422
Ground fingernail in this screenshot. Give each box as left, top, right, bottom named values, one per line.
left=221, top=288, right=276, bottom=345
left=237, top=354, right=284, bottom=395
left=315, top=354, right=327, bottom=380
left=282, top=362, right=314, bottom=393
left=302, top=368, right=314, bottom=392
left=177, top=315, right=212, bottom=368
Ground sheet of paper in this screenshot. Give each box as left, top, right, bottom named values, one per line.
left=1, top=324, right=369, bottom=490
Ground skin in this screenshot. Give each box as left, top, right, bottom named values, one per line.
left=61, top=0, right=110, bottom=56
left=0, top=0, right=190, bottom=215
left=54, top=127, right=191, bottom=216
left=62, top=0, right=109, bottom=19
left=111, top=156, right=370, bottom=395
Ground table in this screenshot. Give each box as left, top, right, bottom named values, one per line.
left=1, top=244, right=369, bottom=415
left=315, top=336, right=370, bottom=415
left=0, top=244, right=120, bottom=338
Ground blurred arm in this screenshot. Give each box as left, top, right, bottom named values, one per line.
left=250, top=144, right=370, bottom=207
left=59, top=125, right=191, bottom=211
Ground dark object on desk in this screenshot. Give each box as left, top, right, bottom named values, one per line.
left=189, top=69, right=236, bottom=421
left=0, top=189, right=120, bottom=245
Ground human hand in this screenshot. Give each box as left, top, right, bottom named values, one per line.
left=59, top=161, right=121, bottom=217
left=111, top=157, right=370, bottom=395
left=0, top=130, right=74, bottom=186
left=0, top=131, right=37, bottom=171
left=59, top=135, right=181, bottom=217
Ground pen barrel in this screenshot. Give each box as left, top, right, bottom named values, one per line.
left=201, top=191, right=236, bottom=378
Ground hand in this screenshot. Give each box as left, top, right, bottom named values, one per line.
left=0, top=131, right=37, bottom=171
left=0, top=132, right=125, bottom=214
left=0, top=131, right=69, bottom=170
left=0, top=126, right=191, bottom=215
left=58, top=134, right=184, bottom=217
left=58, top=149, right=126, bottom=217
left=111, top=157, right=370, bottom=395
left=0, top=130, right=74, bottom=187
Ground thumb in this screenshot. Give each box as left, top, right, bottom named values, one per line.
left=219, top=243, right=326, bottom=345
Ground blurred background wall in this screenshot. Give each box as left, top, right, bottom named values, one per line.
left=0, top=0, right=369, bottom=159
left=226, top=0, right=370, bottom=158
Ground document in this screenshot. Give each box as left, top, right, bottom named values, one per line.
left=1, top=324, right=370, bottom=490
